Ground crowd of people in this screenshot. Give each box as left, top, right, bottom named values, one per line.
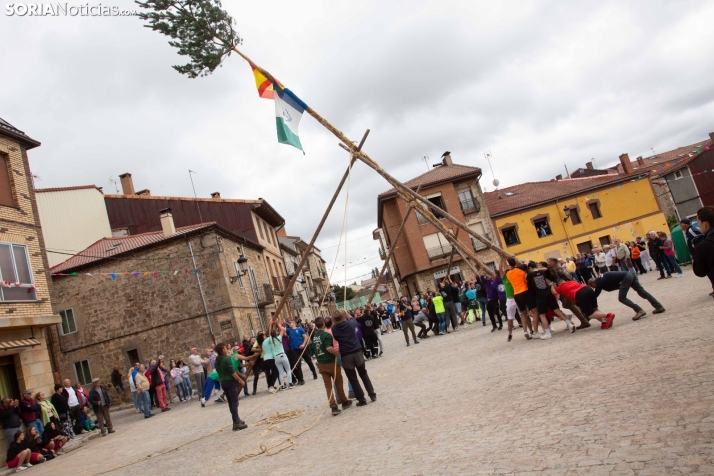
left=0, top=378, right=113, bottom=472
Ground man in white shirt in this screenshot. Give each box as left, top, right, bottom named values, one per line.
left=188, top=347, right=207, bottom=400
left=593, top=249, right=607, bottom=275
left=63, top=378, right=83, bottom=435
left=603, top=245, right=618, bottom=272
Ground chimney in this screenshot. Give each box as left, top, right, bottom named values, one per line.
left=709, top=132, right=714, bottom=143
left=556, top=174, right=563, bottom=181
left=585, top=161, right=593, bottom=170
left=636, top=156, right=645, bottom=167
left=210, top=192, right=221, bottom=199
left=136, top=189, right=151, bottom=196
left=118, top=173, right=135, bottom=195
left=619, top=153, right=634, bottom=174
left=159, top=208, right=176, bottom=237
left=441, top=151, right=453, bottom=166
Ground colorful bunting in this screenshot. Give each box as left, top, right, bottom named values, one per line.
left=51, top=269, right=201, bottom=279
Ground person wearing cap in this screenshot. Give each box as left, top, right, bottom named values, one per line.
left=19, top=390, right=43, bottom=439
left=680, top=218, right=702, bottom=258
left=88, top=378, right=114, bottom=436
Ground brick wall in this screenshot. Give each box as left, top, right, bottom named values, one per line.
left=49, top=230, right=269, bottom=393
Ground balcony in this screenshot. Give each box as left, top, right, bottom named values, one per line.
left=271, top=276, right=290, bottom=295
left=312, top=269, right=328, bottom=282
left=460, top=199, right=480, bottom=215
left=255, top=283, right=275, bottom=307
left=426, top=243, right=453, bottom=260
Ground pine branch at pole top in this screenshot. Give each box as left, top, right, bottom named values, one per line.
left=365, top=184, right=422, bottom=304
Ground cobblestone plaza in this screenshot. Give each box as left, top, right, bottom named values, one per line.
left=30, top=271, right=714, bottom=475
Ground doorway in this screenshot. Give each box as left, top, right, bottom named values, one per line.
left=126, top=349, right=140, bottom=367
left=0, top=356, right=20, bottom=401
left=577, top=241, right=593, bottom=255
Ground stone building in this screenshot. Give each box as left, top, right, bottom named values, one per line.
left=48, top=211, right=270, bottom=392
left=376, top=152, right=499, bottom=296
left=279, top=236, right=335, bottom=318
left=0, top=118, right=60, bottom=460
left=103, top=173, right=289, bottom=321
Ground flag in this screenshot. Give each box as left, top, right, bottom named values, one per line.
left=251, top=66, right=283, bottom=99
left=274, top=84, right=307, bottom=152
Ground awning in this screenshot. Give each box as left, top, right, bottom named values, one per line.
left=0, top=339, right=41, bottom=351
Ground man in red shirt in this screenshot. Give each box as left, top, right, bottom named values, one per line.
left=554, top=280, right=615, bottom=329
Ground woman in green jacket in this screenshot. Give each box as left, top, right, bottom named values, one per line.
left=215, top=343, right=247, bottom=431
left=35, top=392, right=59, bottom=427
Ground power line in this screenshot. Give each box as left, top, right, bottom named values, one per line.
left=319, top=234, right=373, bottom=250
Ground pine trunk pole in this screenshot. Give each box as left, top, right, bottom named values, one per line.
left=271, top=130, right=368, bottom=321
left=231, top=47, right=509, bottom=260
left=441, top=229, right=459, bottom=283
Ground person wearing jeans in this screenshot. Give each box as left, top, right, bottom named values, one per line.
left=398, top=296, right=419, bottom=346
left=188, top=347, right=207, bottom=400
left=659, top=231, right=683, bottom=277
left=134, top=364, right=153, bottom=419
left=262, top=328, right=291, bottom=390
left=589, top=271, right=665, bottom=321
left=331, top=310, right=376, bottom=406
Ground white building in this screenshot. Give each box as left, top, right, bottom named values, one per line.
left=35, top=185, right=112, bottom=267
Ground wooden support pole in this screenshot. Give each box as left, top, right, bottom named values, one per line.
left=232, top=46, right=507, bottom=261
left=270, top=130, right=369, bottom=323
left=441, top=229, right=459, bottom=283
left=365, top=185, right=423, bottom=304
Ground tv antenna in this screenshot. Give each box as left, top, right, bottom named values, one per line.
left=108, top=176, right=119, bottom=193
left=422, top=155, right=430, bottom=171
left=189, top=170, right=204, bottom=223
left=485, top=151, right=499, bottom=188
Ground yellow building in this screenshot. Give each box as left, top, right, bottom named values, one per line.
left=484, top=173, right=668, bottom=261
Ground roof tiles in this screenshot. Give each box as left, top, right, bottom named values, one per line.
left=379, top=164, right=481, bottom=198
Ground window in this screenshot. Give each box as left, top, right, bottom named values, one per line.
left=588, top=202, right=602, bottom=219
left=533, top=218, right=552, bottom=238
left=415, top=211, right=429, bottom=226
left=599, top=236, right=611, bottom=247
left=0, top=243, right=36, bottom=301
left=0, top=155, right=14, bottom=207
left=569, top=208, right=582, bottom=225
left=484, top=262, right=496, bottom=273
left=458, top=190, right=479, bottom=214
left=501, top=226, right=520, bottom=246
left=422, top=232, right=452, bottom=259
left=74, top=360, right=92, bottom=385
left=59, top=309, right=77, bottom=335
left=674, top=170, right=683, bottom=180
left=127, top=349, right=140, bottom=367
left=469, top=222, right=492, bottom=251
left=426, top=194, right=446, bottom=219
left=256, top=218, right=265, bottom=240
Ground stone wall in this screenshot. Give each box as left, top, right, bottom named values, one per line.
left=49, top=229, right=269, bottom=395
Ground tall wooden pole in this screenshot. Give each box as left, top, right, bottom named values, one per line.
left=230, top=47, right=509, bottom=261
left=270, top=130, right=369, bottom=322
left=441, top=229, right=459, bottom=283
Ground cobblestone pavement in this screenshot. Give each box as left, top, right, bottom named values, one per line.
left=30, top=271, right=714, bottom=475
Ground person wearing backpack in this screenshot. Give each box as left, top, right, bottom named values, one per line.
left=692, top=207, right=714, bottom=298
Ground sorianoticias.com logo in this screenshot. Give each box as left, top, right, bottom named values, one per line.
left=5, top=3, right=138, bottom=16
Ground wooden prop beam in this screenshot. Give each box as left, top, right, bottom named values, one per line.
left=441, top=229, right=459, bottom=283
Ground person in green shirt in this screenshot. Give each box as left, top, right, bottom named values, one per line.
left=214, top=343, right=247, bottom=431
left=500, top=258, right=519, bottom=342
left=312, top=317, right=351, bottom=416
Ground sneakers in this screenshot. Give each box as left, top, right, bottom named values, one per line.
left=268, top=387, right=276, bottom=394
left=549, top=324, right=555, bottom=333
left=652, top=307, right=665, bottom=314
left=675, top=273, right=683, bottom=278
left=15, top=467, right=26, bottom=473
left=632, top=310, right=647, bottom=321
left=331, top=407, right=342, bottom=416
left=342, top=400, right=353, bottom=409
left=23, top=463, right=32, bottom=468
left=355, top=401, right=368, bottom=407
left=298, top=380, right=305, bottom=386
left=540, top=331, right=552, bottom=340
left=508, top=334, right=512, bottom=342
left=602, top=313, right=615, bottom=329
left=200, top=398, right=205, bottom=407
left=414, top=339, right=420, bottom=344
left=348, top=392, right=356, bottom=399
left=370, top=395, right=377, bottom=402
left=288, top=383, right=295, bottom=389
left=144, top=414, right=153, bottom=419
left=161, top=407, right=171, bottom=412
left=524, top=332, right=532, bottom=340
left=491, top=328, right=497, bottom=333
left=232, top=421, right=248, bottom=431
left=406, top=342, right=410, bottom=347
left=566, top=319, right=575, bottom=333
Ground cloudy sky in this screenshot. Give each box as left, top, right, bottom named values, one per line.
left=3, top=0, right=714, bottom=287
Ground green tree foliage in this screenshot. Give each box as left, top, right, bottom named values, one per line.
left=666, top=214, right=679, bottom=231
left=332, top=284, right=356, bottom=301
left=135, top=0, right=241, bottom=78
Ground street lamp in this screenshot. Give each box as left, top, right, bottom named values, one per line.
left=563, top=206, right=571, bottom=222
left=230, top=255, right=249, bottom=283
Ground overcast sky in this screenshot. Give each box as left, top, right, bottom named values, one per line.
left=3, top=0, right=714, bottom=287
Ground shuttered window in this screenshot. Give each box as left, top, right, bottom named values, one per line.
left=0, top=155, right=14, bottom=207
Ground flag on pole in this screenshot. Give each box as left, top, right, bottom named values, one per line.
left=251, top=66, right=283, bottom=99
left=273, top=83, right=307, bottom=152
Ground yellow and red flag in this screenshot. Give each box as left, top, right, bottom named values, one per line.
left=251, top=66, right=283, bottom=99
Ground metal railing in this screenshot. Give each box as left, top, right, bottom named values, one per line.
left=426, top=244, right=453, bottom=260
left=255, top=283, right=275, bottom=306
left=460, top=199, right=480, bottom=214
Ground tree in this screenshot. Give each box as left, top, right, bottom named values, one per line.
left=332, top=284, right=356, bottom=301
left=136, top=0, right=242, bottom=78
left=666, top=214, right=679, bottom=231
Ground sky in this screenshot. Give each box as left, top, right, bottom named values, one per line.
left=2, top=0, right=714, bottom=288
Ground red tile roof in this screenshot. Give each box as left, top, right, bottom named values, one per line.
left=51, top=222, right=226, bottom=273
left=484, top=173, right=644, bottom=217
left=611, top=138, right=712, bottom=173
left=379, top=163, right=482, bottom=198
left=35, top=185, right=103, bottom=193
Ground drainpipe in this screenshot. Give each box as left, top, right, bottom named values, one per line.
left=188, top=237, right=216, bottom=344
left=242, top=244, right=264, bottom=332
left=555, top=199, right=577, bottom=257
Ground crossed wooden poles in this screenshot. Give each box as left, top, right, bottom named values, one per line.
left=230, top=47, right=511, bottom=318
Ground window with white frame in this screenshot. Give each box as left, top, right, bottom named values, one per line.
left=74, top=360, right=92, bottom=385
left=0, top=242, right=36, bottom=301
left=59, top=308, right=77, bottom=335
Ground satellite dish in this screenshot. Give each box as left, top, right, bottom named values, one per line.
left=492, top=179, right=500, bottom=187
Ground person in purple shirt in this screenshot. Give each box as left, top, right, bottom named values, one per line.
left=481, top=274, right=503, bottom=331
